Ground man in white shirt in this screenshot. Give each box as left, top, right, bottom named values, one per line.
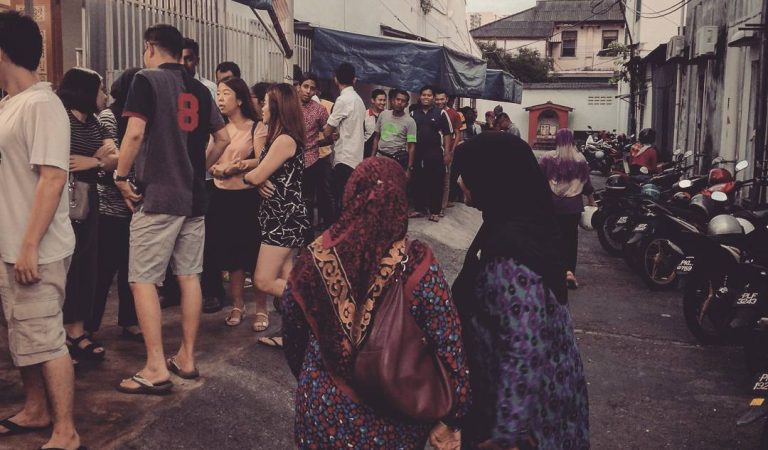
left=363, top=88, right=387, bottom=158
left=0, top=11, right=82, bottom=450
left=323, top=63, right=365, bottom=217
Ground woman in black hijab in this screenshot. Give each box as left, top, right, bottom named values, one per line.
left=452, top=132, right=590, bottom=450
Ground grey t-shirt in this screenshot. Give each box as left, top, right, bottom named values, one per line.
left=374, top=110, right=417, bottom=156
left=0, top=82, right=75, bottom=265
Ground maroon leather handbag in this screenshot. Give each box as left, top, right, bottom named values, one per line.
left=353, top=270, right=455, bottom=422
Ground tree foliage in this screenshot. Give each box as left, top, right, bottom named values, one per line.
left=478, top=42, right=552, bottom=83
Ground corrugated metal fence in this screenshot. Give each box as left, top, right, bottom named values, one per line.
left=88, top=0, right=287, bottom=88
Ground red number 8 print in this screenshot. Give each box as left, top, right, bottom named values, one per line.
left=178, top=93, right=199, bottom=131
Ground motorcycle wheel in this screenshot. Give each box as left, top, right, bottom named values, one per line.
left=682, top=273, right=731, bottom=345
left=638, top=236, right=680, bottom=290
left=595, top=211, right=625, bottom=257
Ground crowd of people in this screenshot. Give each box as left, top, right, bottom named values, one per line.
left=0, top=11, right=591, bottom=450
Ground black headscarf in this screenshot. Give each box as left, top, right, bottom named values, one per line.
left=453, top=131, right=568, bottom=304
left=109, top=67, right=141, bottom=143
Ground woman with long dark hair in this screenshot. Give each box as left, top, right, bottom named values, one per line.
left=453, top=132, right=590, bottom=450
left=539, top=128, right=596, bottom=288
left=206, top=77, right=265, bottom=328
left=282, top=157, right=470, bottom=449
left=86, top=68, right=143, bottom=342
left=243, top=83, right=310, bottom=346
left=57, top=67, right=119, bottom=362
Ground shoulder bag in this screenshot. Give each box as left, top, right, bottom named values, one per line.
left=353, top=248, right=455, bottom=423
left=68, top=175, right=91, bottom=222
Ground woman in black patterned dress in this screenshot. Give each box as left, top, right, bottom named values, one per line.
left=243, top=83, right=309, bottom=347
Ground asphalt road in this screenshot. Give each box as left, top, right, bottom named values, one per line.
left=0, top=185, right=761, bottom=449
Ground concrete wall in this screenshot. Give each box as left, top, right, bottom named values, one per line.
left=475, top=22, right=624, bottom=71
left=475, top=86, right=620, bottom=137
left=551, top=24, right=625, bottom=71
left=676, top=0, right=762, bottom=178
left=625, top=0, right=685, bottom=57
left=295, top=0, right=480, bottom=57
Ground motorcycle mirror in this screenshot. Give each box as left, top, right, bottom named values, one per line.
left=736, top=160, right=749, bottom=172
left=684, top=150, right=693, bottom=158
left=711, top=191, right=728, bottom=202
left=640, top=166, right=649, bottom=175
left=712, top=156, right=723, bottom=164
left=588, top=126, right=593, bottom=130
left=679, top=179, right=693, bottom=189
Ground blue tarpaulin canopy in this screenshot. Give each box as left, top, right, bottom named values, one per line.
left=310, top=28, right=490, bottom=98
left=479, top=69, right=523, bottom=104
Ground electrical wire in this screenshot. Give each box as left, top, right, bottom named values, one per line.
left=621, top=0, right=692, bottom=19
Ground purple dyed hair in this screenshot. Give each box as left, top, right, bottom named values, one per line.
left=556, top=128, right=575, bottom=148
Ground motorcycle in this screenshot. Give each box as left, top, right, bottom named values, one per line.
left=592, top=150, right=697, bottom=257
left=678, top=166, right=768, bottom=344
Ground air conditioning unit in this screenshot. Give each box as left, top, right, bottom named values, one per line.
left=694, top=26, right=719, bottom=58
left=666, top=36, right=686, bottom=61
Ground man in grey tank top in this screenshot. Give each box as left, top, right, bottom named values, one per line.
left=113, top=24, right=230, bottom=395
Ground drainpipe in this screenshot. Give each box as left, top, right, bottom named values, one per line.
left=672, top=0, right=687, bottom=153
left=754, top=0, right=768, bottom=203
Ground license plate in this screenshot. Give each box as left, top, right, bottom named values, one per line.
left=737, top=292, right=760, bottom=306
left=633, top=223, right=648, bottom=232
left=754, top=373, right=768, bottom=393
left=676, top=257, right=694, bottom=274
left=616, top=216, right=628, bottom=224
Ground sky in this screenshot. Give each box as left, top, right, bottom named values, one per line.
left=465, top=0, right=536, bottom=14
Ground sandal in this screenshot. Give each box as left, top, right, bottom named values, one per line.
left=166, top=356, right=199, bottom=380
left=252, top=312, right=269, bottom=332
left=66, top=334, right=105, bottom=362
left=566, top=271, right=579, bottom=289
left=225, top=306, right=246, bottom=327
left=257, top=336, right=283, bottom=348
left=116, top=374, right=173, bottom=396
left=121, top=328, right=144, bottom=343
left=0, top=417, right=51, bottom=437
left=428, top=214, right=440, bottom=223
left=408, top=211, right=425, bottom=219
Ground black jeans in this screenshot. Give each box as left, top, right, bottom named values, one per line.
left=413, top=158, right=444, bottom=215
left=86, top=214, right=137, bottom=332
left=63, top=189, right=99, bottom=324
left=555, top=213, right=580, bottom=273
left=303, top=157, right=336, bottom=231
left=332, top=163, right=355, bottom=219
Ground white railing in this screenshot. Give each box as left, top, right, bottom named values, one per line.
left=92, top=0, right=287, bottom=88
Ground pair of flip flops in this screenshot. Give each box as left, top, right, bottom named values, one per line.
left=37, top=447, right=88, bottom=450
left=166, top=356, right=199, bottom=380
left=0, top=417, right=50, bottom=437
left=117, top=374, right=173, bottom=396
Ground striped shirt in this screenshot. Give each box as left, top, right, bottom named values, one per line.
left=68, top=109, right=107, bottom=184
left=96, top=109, right=132, bottom=218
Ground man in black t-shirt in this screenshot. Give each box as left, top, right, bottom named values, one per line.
left=114, top=24, right=230, bottom=395
left=410, top=85, right=453, bottom=222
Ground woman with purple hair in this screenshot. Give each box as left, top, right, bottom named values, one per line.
left=539, top=128, right=596, bottom=289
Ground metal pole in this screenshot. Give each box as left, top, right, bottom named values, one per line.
left=24, top=0, right=33, bottom=16
left=753, top=0, right=768, bottom=204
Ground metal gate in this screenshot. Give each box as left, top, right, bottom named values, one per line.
left=85, top=0, right=288, bottom=88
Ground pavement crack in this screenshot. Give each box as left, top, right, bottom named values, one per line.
left=573, top=328, right=729, bottom=350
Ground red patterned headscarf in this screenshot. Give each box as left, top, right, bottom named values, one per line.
left=287, top=157, right=409, bottom=394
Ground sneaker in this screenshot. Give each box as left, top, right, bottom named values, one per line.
left=244, top=277, right=253, bottom=289
left=203, top=296, right=223, bottom=314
